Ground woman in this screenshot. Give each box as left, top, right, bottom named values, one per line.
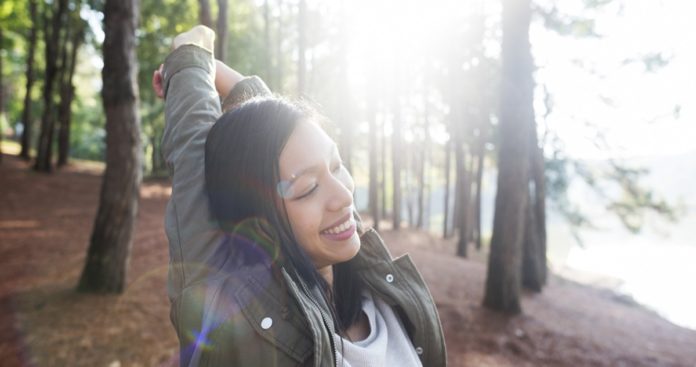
left=154, top=26, right=446, bottom=366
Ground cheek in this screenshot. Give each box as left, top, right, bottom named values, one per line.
left=284, top=202, right=322, bottom=241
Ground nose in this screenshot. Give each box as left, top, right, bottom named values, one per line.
left=325, top=169, right=354, bottom=212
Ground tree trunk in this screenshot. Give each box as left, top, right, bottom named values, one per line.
left=522, top=138, right=547, bottom=291
left=297, top=0, right=306, bottom=96
left=20, top=0, right=39, bottom=161
left=416, top=97, right=429, bottom=229
left=533, top=146, right=547, bottom=282
left=198, top=0, right=213, bottom=28
left=380, top=113, right=387, bottom=220
left=216, top=0, right=228, bottom=63
left=474, top=139, right=485, bottom=250
left=263, top=0, right=273, bottom=88
left=483, top=0, right=534, bottom=314
left=368, top=96, right=379, bottom=231
left=78, top=0, right=142, bottom=293
left=455, top=140, right=471, bottom=257
left=406, top=145, right=414, bottom=228
left=442, top=139, right=452, bottom=238
left=275, top=0, right=284, bottom=93
left=34, top=0, right=69, bottom=172
left=0, top=26, right=4, bottom=163
left=391, top=95, right=402, bottom=230
left=58, top=18, right=84, bottom=167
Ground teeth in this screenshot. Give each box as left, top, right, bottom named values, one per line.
left=323, top=218, right=352, bottom=235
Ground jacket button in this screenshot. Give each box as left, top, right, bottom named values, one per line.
left=261, top=317, right=273, bottom=330
left=385, top=274, right=394, bottom=283
left=415, top=346, right=423, bottom=355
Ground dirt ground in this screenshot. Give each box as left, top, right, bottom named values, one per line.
left=1, top=153, right=695, bottom=367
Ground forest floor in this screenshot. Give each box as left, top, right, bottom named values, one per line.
left=1, top=153, right=696, bottom=367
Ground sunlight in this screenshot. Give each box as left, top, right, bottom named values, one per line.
left=532, top=0, right=696, bottom=159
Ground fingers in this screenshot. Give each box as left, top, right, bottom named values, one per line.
left=152, top=64, right=164, bottom=99
left=171, top=25, right=215, bottom=53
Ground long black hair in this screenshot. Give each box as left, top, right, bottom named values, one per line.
left=204, top=96, right=364, bottom=333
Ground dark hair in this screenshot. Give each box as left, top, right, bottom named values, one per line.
left=204, top=96, right=364, bottom=333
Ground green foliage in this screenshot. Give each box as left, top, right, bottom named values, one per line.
left=622, top=52, right=672, bottom=73
left=536, top=6, right=601, bottom=38
left=137, top=0, right=197, bottom=175
left=545, top=134, right=678, bottom=239
left=603, top=161, right=677, bottom=233
left=70, top=96, right=105, bottom=160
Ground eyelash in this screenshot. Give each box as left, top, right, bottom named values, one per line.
left=294, top=162, right=343, bottom=200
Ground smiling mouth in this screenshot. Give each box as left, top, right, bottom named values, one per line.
left=320, top=217, right=354, bottom=235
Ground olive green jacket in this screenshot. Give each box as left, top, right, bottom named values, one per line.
left=162, top=45, right=446, bottom=366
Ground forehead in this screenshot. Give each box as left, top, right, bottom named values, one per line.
left=279, top=122, right=336, bottom=177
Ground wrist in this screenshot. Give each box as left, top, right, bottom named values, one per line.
left=215, top=60, right=245, bottom=100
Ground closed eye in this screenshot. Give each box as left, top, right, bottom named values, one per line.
left=295, top=184, right=318, bottom=200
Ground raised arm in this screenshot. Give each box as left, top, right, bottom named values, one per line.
left=158, top=26, right=271, bottom=300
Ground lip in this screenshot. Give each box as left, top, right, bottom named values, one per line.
left=320, top=212, right=352, bottom=233
left=320, top=222, right=356, bottom=241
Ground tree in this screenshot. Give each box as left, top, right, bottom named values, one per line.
left=34, top=0, right=69, bottom=172
left=78, top=0, right=142, bottom=293
left=296, top=0, right=306, bottom=96
left=522, top=126, right=547, bottom=291
left=483, top=0, right=535, bottom=314
left=442, top=139, right=452, bottom=238
left=0, top=24, right=4, bottom=163
left=473, top=135, right=485, bottom=250
left=416, top=91, right=430, bottom=229
left=215, top=0, right=228, bottom=62
left=198, top=0, right=213, bottom=27
left=368, top=94, right=380, bottom=231
left=391, top=77, right=403, bottom=230
left=20, top=0, right=39, bottom=161
left=57, top=9, right=85, bottom=167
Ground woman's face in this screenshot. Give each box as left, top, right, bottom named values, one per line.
left=278, top=121, right=360, bottom=273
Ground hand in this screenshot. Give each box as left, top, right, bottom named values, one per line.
left=152, top=64, right=164, bottom=99
left=172, top=25, right=215, bottom=53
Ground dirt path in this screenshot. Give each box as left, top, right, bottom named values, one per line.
left=1, top=154, right=695, bottom=366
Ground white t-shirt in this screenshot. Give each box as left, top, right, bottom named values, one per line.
left=333, top=291, right=423, bottom=367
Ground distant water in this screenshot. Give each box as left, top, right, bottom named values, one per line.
left=564, top=241, right=696, bottom=331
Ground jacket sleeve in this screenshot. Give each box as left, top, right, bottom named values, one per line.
left=161, top=45, right=271, bottom=299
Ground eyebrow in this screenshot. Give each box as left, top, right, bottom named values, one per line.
left=286, top=143, right=339, bottom=184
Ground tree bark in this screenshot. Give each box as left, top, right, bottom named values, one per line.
left=474, top=139, right=485, bottom=250
left=391, top=95, right=402, bottom=230
left=275, top=0, right=284, bottom=93
left=0, top=26, right=4, bottom=162
left=198, top=0, right=213, bottom=28
left=20, top=0, right=39, bottom=161
left=57, top=16, right=84, bottom=167
left=368, top=95, right=379, bottom=230
left=442, top=139, right=452, bottom=238
left=34, top=0, right=69, bottom=172
left=522, top=140, right=547, bottom=291
left=263, top=0, right=273, bottom=88
left=216, top=0, right=228, bottom=63
left=78, top=0, right=142, bottom=293
left=380, top=113, right=387, bottom=220
left=297, top=0, right=306, bottom=96
left=416, top=96, right=429, bottom=229
left=483, top=0, right=534, bottom=314
left=455, top=140, right=471, bottom=257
